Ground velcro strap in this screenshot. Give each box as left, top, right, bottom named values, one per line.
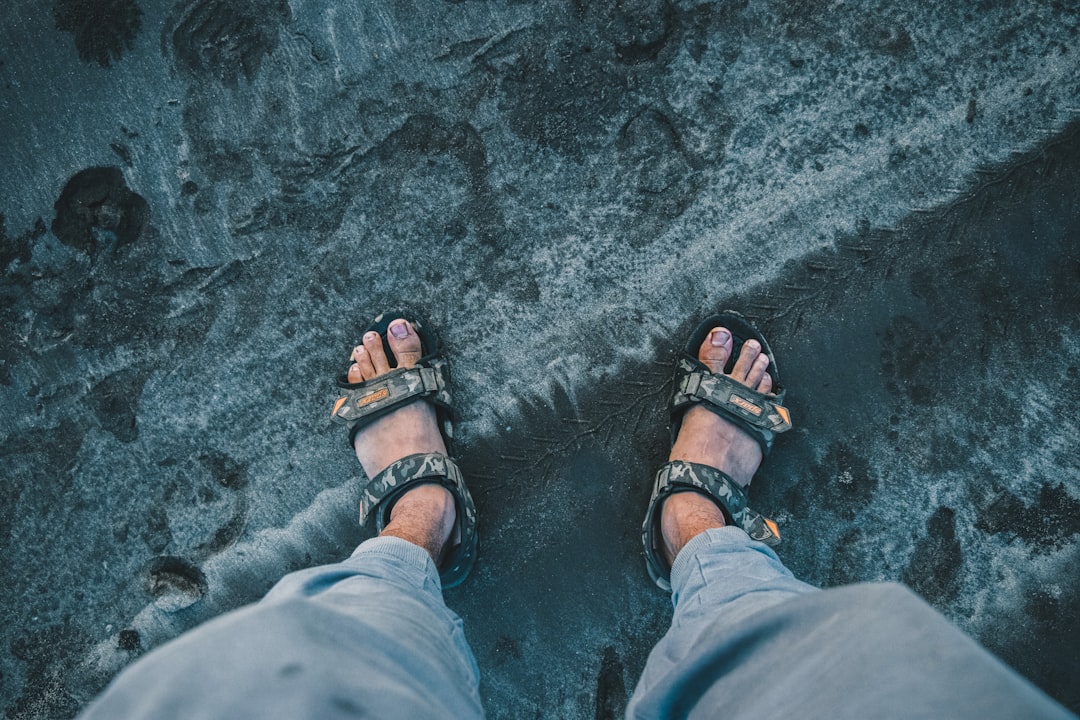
left=359, top=453, right=461, bottom=525
left=741, top=509, right=781, bottom=546
left=331, top=363, right=446, bottom=426
left=654, top=461, right=780, bottom=546
left=675, top=363, right=792, bottom=434
left=654, top=461, right=749, bottom=526
left=418, top=366, right=439, bottom=392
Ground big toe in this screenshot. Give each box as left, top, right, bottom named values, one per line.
left=387, top=319, right=423, bottom=368
left=698, top=327, right=733, bottom=374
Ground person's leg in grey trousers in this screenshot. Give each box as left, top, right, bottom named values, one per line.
left=79, top=536, right=483, bottom=719
left=626, top=527, right=1073, bottom=719
left=80, top=316, right=484, bottom=719
left=77, top=313, right=1075, bottom=720
left=628, top=317, right=1075, bottom=719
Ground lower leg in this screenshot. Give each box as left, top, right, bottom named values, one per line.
left=380, top=484, right=456, bottom=563
left=659, top=492, right=727, bottom=567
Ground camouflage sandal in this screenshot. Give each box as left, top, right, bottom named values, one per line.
left=641, top=311, right=792, bottom=591
left=331, top=312, right=478, bottom=588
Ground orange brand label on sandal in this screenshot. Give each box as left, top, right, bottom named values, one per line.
left=729, top=394, right=762, bottom=416
left=360, top=388, right=390, bottom=406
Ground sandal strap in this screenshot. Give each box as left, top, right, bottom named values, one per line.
left=361, top=452, right=461, bottom=525
left=332, top=358, right=453, bottom=442
left=642, top=460, right=780, bottom=591
left=361, top=453, right=478, bottom=589
left=672, top=357, right=792, bottom=454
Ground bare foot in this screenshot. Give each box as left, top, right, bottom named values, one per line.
left=345, top=319, right=455, bottom=561
left=659, top=326, right=774, bottom=565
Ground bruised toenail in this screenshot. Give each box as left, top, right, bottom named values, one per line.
left=711, top=329, right=730, bottom=346
left=390, top=321, right=409, bottom=339
left=365, top=331, right=379, bottom=341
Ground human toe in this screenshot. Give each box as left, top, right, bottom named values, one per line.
left=386, top=319, right=423, bottom=369
left=756, top=371, right=774, bottom=394
left=730, top=338, right=762, bottom=382
left=362, top=331, right=391, bottom=374
left=349, top=345, right=376, bottom=382
left=698, top=328, right=733, bottom=373
left=744, top=352, right=770, bottom=388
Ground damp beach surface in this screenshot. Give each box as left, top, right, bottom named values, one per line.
left=1, top=1, right=1079, bottom=718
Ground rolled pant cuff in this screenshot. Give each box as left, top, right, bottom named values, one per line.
left=669, top=526, right=756, bottom=588
left=667, top=525, right=813, bottom=615
left=349, top=536, right=441, bottom=589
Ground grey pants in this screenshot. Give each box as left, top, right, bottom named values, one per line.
left=79, top=529, right=1074, bottom=719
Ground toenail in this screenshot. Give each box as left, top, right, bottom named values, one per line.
left=711, top=329, right=730, bottom=346
left=354, top=346, right=364, bottom=356
left=746, top=339, right=760, bottom=350
left=365, top=332, right=378, bottom=341
left=389, top=321, right=409, bottom=339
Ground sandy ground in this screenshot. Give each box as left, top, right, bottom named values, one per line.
left=1, top=0, right=1078, bottom=717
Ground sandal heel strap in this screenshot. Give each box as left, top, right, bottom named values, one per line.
left=642, top=460, right=781, bottom=591
left=361, top=453, right=461, bottom=526
left=653, top=461, right=749, bottom=527
left=359, top=453, right=478, bottom=589
left=741, top=508, right=782, bottom=546
left=655, top=461, right=780, bottom=545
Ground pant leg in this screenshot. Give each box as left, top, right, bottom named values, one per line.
left=78, top=537, right=484, bottom=720
left=627, top=527, right=1074, bottom=720
left=629, top=525, right=817, bottom=713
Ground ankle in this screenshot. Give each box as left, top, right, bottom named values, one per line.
left=659, top=491, right=726, bottom=566
left=380, top=484, right=456, bottom=563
